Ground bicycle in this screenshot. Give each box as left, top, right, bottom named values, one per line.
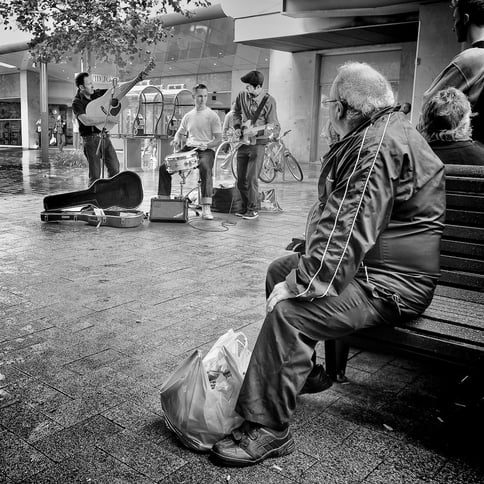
left=213, top=129, right=241, bottom=180
left=259, top=130, right=303, bottom=183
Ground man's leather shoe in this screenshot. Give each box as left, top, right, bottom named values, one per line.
left=211, top=423, right=295, bottom=467
left=300, top=364, right=333, bottom=394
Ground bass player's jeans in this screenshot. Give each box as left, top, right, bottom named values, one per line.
left=236, top=143, right=265, bottom=212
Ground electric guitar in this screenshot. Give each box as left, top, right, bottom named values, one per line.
left=240, top=120, right=273, bottom=145
left=85, top=58, right=156, bottom=131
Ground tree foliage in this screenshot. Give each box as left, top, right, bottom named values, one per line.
left=0, top=0, right=210, bottom=68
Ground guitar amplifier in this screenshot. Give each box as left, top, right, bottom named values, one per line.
left=149, top=197, right=189, bottom=223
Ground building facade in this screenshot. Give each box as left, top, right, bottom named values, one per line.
left=0, top=1, right=463, bottom=165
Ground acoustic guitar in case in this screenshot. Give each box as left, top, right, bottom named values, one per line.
left=42, top=171, right=143, bottom=211
left=41, top=208, right=145, bottom=228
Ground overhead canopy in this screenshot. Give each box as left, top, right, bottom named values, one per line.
left=219, top=0, right=435, bottom=51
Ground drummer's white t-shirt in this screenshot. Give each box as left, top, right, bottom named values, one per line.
left=178, top=107, right=222, bottom=148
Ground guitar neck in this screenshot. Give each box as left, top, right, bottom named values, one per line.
left=114, top=74, right=144, bottom=103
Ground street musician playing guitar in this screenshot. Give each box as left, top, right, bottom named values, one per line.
left=233, top=70, right=280, bottom=220
left=72, top=60, right=154, bottom=186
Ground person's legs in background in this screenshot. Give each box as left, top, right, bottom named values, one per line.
left=243, top=144, right=264, bottom=219
left=157, top=163, right=173, bottom=197
left=236, top=145, right=250, bottom=216
left=197, top=149, right=215, bottom=220
left=83, top=136, right=101, bottom=186
left=102, top=137, right=120, bottom=178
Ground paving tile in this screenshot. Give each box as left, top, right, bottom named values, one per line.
left=299, top=443, right=383, bottom=483
left=98, top=428, right=187, bottom=481
left=363, top=461, right=437, bottom=484
left=32, top=414, right=123, bottom=462
left=433, top=459, right=484, bottom=484
left=0, top=400, right=63, bottom=443
left=384, top=438, right=446, bottom=480
left=0, top=427, right=54, bottom=482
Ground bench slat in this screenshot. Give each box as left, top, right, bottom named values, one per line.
left=405, top=317, right=484, bottom=345
left=440, top=255, right=484, bottom=274
left=446, top=193, right=484, bottom=211
left=443, top=224, right=484, bottom=242
left=440, top=269, right=484, bottom=290
left=446, top=176, right=484, bottom=193
left=346, top=327, right=483, bottom=368
left=441, top=239, right=484, bottom=258
left=435, top=285, right=484, bottom=303
left=446, top=209, right=484, bottom=226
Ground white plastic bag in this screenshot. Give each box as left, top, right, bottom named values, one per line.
left=159, top=329, right=251, bottom=451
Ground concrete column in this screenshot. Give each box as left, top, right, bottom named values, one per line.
left=268, top=50, right=318, bottom=163
left=20, top=70, right=41, bottom=149
left=40, top=62, right=49, bottom=162
left=20, top=70, right=29, bottom=148
left=413, top=1, right=461, bottom=120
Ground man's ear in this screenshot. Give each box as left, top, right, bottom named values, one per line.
left=335, top=100, right=346, bottom=120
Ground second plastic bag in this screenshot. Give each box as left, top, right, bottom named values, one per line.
left=159, top=329, right=251, bottom=452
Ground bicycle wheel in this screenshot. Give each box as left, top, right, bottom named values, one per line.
left=284, top=152, right=304, bottom=181
left=259, top=155, right=277, bottom=183
left=231, top=151, right=238, bottom=180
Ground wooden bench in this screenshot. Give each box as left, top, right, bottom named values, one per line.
left=325, top=165, right=484, bottom=379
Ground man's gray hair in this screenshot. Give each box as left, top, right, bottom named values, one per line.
left=333, top=62, right=395, bottom=121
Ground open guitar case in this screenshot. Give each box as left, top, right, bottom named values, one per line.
left=40, top=171, right=145, bottom=228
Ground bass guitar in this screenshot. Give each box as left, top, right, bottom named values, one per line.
left=85, top=58, right=156, bottom=131
left=43, top=171, right=143, bottom=211
left=41, top=208, right=145, bottom=228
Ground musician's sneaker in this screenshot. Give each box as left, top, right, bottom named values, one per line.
left=235, top=210, right=247, bottom=217
left=202, top=205, right=214, bottom=220
left=211, top=423, right=295, bottom=467
left=242, top=211, right=259, bottom=220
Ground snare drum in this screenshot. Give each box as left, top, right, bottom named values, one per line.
left=164, top=150, right=199, bottom=174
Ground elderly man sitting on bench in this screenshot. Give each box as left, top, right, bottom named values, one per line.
left=210, top=62, right=446, bottom=467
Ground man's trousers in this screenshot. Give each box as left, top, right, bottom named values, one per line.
left=235, top=253, right=401, bottom=429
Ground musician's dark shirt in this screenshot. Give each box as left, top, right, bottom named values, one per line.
left=72, top=89, right=107, bottom=137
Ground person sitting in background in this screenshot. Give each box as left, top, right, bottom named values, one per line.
left=401, top=102, right=412, bottom=115
left=222, top=102, right=236, bottom=141
left=419, top=87, right=484, bottom=165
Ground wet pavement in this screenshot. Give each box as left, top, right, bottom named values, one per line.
left=0, top=147, right=483, bottom=483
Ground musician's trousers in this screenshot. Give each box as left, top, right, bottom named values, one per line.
left=83, top=135, right=120, bottom=186
left=158, top=147, right=214, bottom=203
left=236, top=144, right=265, bottom=212
left=235, top=253, right=400, bottom=429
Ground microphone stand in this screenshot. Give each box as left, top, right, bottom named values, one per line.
left=96, top=77, right=118, bottom=179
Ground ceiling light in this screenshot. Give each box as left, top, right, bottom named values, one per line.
left=0, top=61, right=16, bottom=69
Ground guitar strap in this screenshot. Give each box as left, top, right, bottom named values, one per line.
left=251, top=94, right=269, bottom=124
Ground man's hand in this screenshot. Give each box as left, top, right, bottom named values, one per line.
left=170, top=139, right=180, bottom=150
left=198, top=143, right=208, bottom=151
left=266, top=281, right=297, bottom=313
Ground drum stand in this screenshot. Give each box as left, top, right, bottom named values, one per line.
left=176, top=169, right=202, bottom=212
